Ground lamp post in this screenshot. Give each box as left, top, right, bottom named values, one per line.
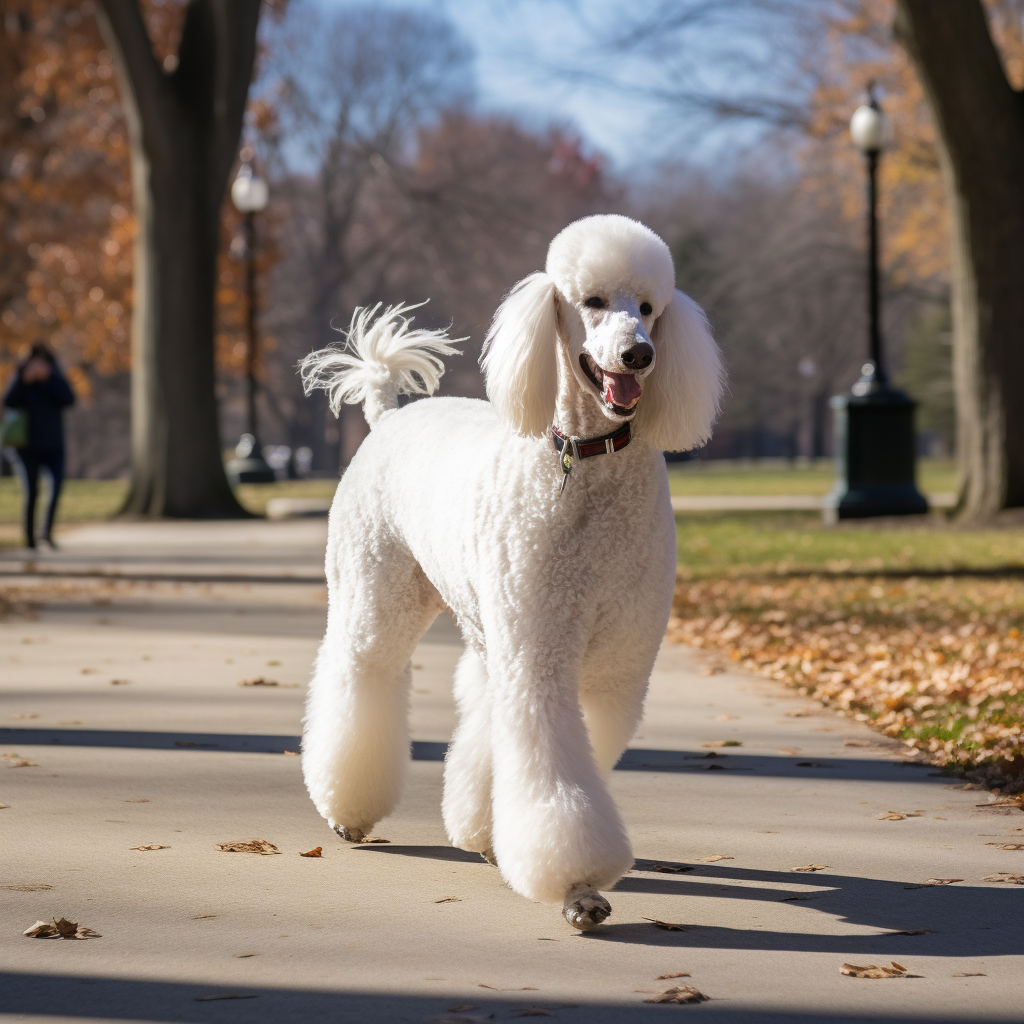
left=225, top=155, right=275, bottom=486
left=824, top=85, right=928, bottom=522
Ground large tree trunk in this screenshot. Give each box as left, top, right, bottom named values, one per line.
left=896, top=0, right=1024, bottom=519
left=97, top=0, right=261, bottom=517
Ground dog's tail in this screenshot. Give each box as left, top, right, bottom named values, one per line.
left=299, top=302, right=463, bottom=428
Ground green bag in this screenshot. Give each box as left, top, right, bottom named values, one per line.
left=0, top=408, right=28, bottom=448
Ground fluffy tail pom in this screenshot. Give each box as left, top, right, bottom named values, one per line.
left=299, top=301, right=463, bottom=428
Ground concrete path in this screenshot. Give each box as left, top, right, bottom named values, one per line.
left=1, top=520, right=1022, bottom=1024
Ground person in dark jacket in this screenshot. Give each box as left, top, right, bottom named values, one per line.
left=2, top=342, right=75, bottom=549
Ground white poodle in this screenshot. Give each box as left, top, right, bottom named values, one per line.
left=299, top=214, right=723, bottom=930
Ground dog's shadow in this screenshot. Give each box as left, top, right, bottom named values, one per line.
left=357, top=846, right=1023, bottom=958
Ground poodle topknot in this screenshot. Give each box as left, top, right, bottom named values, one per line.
left=299, top=214, right=724, bottom=931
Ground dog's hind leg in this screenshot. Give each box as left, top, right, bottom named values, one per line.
left=302, top=552, right=442, bottom=841
left=442, top=648, right=495, bottom=860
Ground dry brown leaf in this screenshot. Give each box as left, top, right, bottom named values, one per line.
left=841, top=962, right=909, bottom=979
left=283, top=750, right=299, bottom=756
left=0, top=803, right=9, bottom=809
left=215, top=839, right=279, bottom=855
left=239, top=677, right=278, bottom=687
left=130, top=844, right=169, bottom=851
left=24, top=917, right=101, bottom=939
left=193, top=994, right=258, bottom=1002
left=110, top=679, right=130, bottom=686
left=434, top=896, right=462, bottom=903
left=299, top=847, right=322, bottom=858
left=878, top=811, right=924, bottom=820
left=791, top=864, right=828, bottom=872
left=696, top=854, right=733, bottom=862
left=952, top=972, right=987, bottom=977
left=651, top=863, right=693, bottom=873
left=266, top=660, right=281, bottom=666
left=844, top=739, right=871, bottom=747
left=904, top=878, right=963, bottom=889
left=655, top=972, right=691, bottom=979
left=980, top=873, right=1024, bottom=884
left=986, top=842, right=1024, bottom=850
left=356, top=836, right=390, bottom=844
left=478, top=984, right=502, bottom=991
left=643, top=985, right=709, bottom=1004
left=3, top=884, right=53, bottom=892
left=701, top=740, right=742, bottom=748
left=643, top=918, right=689, bottom=931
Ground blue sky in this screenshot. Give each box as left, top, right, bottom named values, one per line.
left=316, top=0, right=782, bottom=171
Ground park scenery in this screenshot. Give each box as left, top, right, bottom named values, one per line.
left=2, top=2, right=1023, bottom=1023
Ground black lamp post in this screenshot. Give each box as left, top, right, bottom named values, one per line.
left=225, top=156, right=276, bottom=486
left=824, top=85, right=928, bottom=522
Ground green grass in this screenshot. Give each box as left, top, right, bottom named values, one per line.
left=675, top=511, right=1024, bottom=578
left=667, top=457, right=957, bottom=497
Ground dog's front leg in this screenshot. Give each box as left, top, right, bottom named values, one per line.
left=486, top=648, right=632, bottom=929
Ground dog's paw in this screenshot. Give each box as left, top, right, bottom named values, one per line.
left=333, top=825, right=366, bottom=843
left=562, top=884, right=611, bottom=931
left=481, top=847, right=498, bottom=866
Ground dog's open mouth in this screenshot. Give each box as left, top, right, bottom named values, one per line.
left=580, top=354, right=642, bottom=415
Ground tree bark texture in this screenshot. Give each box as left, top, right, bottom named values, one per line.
left=97, top=0, right=261, bottom=516
left=896, top=0, right=1024, bottom=518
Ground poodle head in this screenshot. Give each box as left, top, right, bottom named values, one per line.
left=482, top=214, right=723, bottom=452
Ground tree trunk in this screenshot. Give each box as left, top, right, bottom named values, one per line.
left=896, top=0, right=1024, bottom=518
left=97, top=0, right=261, bottom=517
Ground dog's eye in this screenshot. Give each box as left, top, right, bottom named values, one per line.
left=639, top=301, right=653, bottom=316
left=584, top=296, right=606, bottom=309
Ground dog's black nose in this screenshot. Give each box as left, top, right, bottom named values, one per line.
left=621, top=343, right=653, bottom=369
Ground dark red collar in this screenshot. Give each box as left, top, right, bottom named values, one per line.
left=551, top=422, right=631, bottom=465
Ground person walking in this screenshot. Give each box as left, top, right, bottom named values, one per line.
left=2, top=342, right=75, bottom=549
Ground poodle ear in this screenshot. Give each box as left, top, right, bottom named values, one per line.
left=635, top=289, right=724, bottom=452
left=481, top=272, right=559, bottom=437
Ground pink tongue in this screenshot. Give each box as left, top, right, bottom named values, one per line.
left=604, top=371, right=642, bottom=409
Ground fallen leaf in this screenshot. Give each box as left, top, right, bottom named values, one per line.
left=903, top=878, right=963, bottom=889
left=356, top=836, right=390, bottom=844
left=24, top=917, right=101, bottom=939
left=885, top=929, right=932, bottom=935
left=791, top=864, right=828, bottom=872
left=643, top=918, right=689, bottom=931
left=781, top=894, right=818, bottom=901
left=951, top=973, right=987, bottom=977
left=643, top=985, right=709, bottom=1004
left=110, top=679, right=130, bottom=686
left=655, top=972, right=691, bottom=979
left=0, top=803, right=9, bottom=809
left=266, top=660, right=281, bottom=666
left=841, top=962, right=909, bottom=979
left=986, top=843, right=1024, bottom=850
left=234, top=953, right=259, bottom=958
left=130, top=844, right=169, bottom=851
left=702, top=740, right=742, bottom=748
left=299, top=847, right=322, bottom=857
left=434, top=896, right=462, bottom=903
left=193, top=994, right=258, bottom=1002
left=696, top=855, right=733, bottom=862
left=7, top=759, right=38, bottom=768
left=980, top=873, right=1024, bottom=884
left=283, top=750, right=299, bottom=756
left=844, top=739, right=871, bottom=747
left=10, top=713, right=38, bottom=719
left=650, top=863, right=693, bottom=874
left=192, top=914, right=218, bottom=919
left=215, top=839, right=280, bottom=855
left=878, top=812, right=923, bottom=821
left=3, top=884, right=53, bottom=892
left=478, top=984, right=502, bottom=991
left=777, top=747, right=802, bottom=755
left=239, top=677, right=278, bottom=687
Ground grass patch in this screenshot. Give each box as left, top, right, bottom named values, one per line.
left=667, top=457, right=956, bottom=497
left=675, top=511, right=1024, bottom=578
left=233, top=479, right=336, bottom=516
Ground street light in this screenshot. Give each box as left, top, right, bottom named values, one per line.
left=824, top=84, right=928, bottom=522
left=225, top=154, right=275, bottom=486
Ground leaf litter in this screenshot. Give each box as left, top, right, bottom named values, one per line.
left=841, top=962, right=911, bottom=979
left=986, top=842, right=1024, bottom=850
left=130, top=844, right=169, bottom=851
left=299, top=847, right=322, bottom=857
left=655, top=972, right=691, bottom=979
left=24, top=917, right=101, bottom=939
left=981, top=872, right=1024, bottom=884
left=904, top=878, right=963, bottom=889
left=643, top=918, right=689, bottom=931
left=216, top=839, right=279, bottom=855
left=878, top=811, right=925, bottom=820
left=643, top=985, right=709, bottom=1004
left=696, top=854, right=733, bottom=862
left=791, top=864, right=828, bottom=872
left=2, top=752, right=38, bottom=768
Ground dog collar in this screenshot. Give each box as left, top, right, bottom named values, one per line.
left=551, top=422, right=631, bottom=492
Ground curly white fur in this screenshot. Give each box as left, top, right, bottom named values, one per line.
left=301, top=215, right=724, bottom=915
left=299, top=301, right=462, bottom=427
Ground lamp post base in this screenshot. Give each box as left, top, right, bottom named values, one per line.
left=824, top=385, right=929, bottom=523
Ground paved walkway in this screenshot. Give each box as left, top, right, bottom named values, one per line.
left=1, top=520, right=1021, bottom=1024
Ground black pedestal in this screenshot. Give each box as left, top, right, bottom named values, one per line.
left=824, top=386, right=929, bottom=521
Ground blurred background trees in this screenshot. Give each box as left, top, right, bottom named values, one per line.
left=1, top=0, right=1022, bottom=515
